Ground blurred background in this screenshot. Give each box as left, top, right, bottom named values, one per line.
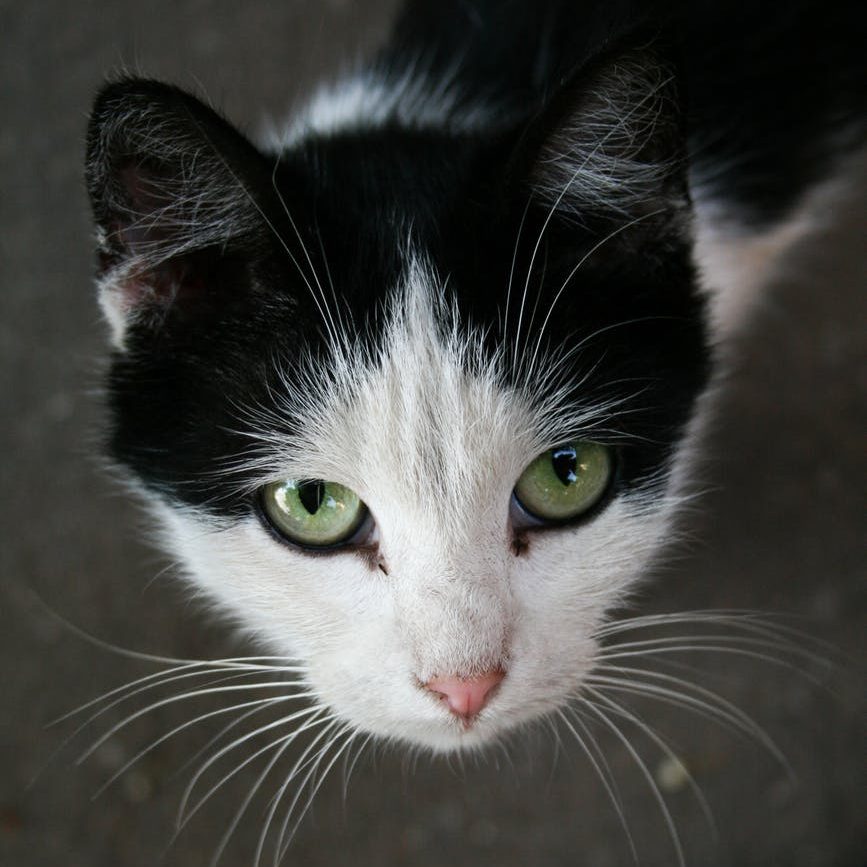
left=2, top=2, right=864, bottom=865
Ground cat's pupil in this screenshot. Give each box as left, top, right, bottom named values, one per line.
left=298, top=480, right=325, bottom=515
left=551, top=448, right=578, bottom=486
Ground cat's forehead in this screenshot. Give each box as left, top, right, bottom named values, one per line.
left=229, top=263, right=634, bottom=549
left=243, top=259, right=541, bottom=503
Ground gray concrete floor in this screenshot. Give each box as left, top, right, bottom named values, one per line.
left=2, top=3, right=865, bottom=866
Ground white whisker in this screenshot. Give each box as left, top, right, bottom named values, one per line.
left=525, top=209, right=667, bottom=381
left=77, top=680, right=309, bottom=766
left=341, top=731, right=374, bottom=803
left=205, top=712, right=337, bottom=867
left=580, top=695, right=686, bottom=867
left=269, top=155, right=345, bottom=355
left=173, top=699, right=288, bottom=780
left=585, top=686, right=717, bottom=838
left=587, top=665, right=791, bottom=777
left=274, top=725, right=357, bottom=864
left=178, top=704, right=328, bottom=828
left=252, top=718, right=345, bottom=867
left=556, top=708, right=638, bottom=864
left=93, top=694, right=294, bottom=798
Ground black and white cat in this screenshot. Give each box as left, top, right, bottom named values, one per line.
left=84, top=0, right=863, bottom=816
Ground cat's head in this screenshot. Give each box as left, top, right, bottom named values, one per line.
left=85, top=45, right=709, bottom=752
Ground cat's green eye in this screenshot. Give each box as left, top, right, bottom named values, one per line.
left=514, top=441, right=613, bottom=522
left=261, top=479, right=367, bottom=548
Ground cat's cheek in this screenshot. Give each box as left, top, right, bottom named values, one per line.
left=152, top=507, right=441, bottom=741
left=505, top=498, right=675, bottom=699
left=153, top=506, right=383, bottom=657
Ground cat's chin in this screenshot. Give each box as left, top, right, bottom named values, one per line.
left=357, top=716, right=514, bottom=754
left=408, top=726, right=503, bottom=754
left=337, top=695, right=563, bottom=755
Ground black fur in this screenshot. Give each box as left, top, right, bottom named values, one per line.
left=85, top=1, right=865, bottom=516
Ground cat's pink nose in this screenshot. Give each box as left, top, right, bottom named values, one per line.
left=425, top=670, right=505, bottom=719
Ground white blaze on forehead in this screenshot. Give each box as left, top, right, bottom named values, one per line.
left=235, top=258, right=541, bottom=546
left=231, top=256, right=628, bottom=528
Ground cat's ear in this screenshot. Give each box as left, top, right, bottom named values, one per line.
left=516, top=42, right=687, bottom=224
left=85, top=79, right=272, bottom=348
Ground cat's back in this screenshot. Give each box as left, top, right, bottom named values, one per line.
left=287, top=0, right=866, bottom=228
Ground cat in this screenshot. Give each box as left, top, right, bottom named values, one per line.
left=82, top=0, right=865, bottom=857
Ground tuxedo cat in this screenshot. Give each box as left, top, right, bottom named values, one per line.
left=82, top=0, right=864, bottom=852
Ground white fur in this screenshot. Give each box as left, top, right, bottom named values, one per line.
left=530, top=54, right=680, bottom=218
left=97, top=268, right=134, bottom=350
left=263, top=68, right=511, bottom=149
left=154, top=258, right=681, bottom=752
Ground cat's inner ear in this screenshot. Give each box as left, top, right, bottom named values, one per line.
left=519, top=43, right=687, bottom=223
left=85, top=80, right=272, bottom=348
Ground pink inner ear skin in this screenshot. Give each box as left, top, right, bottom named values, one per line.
left=106, top=242, right=211, bottom=318
left=119, top=162, right=175, bottom=215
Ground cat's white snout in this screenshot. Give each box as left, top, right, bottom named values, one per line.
left=424, top=669, right=505, bottom=721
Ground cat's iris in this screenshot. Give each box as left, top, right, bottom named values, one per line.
left=514, top=442, right=613, bottom=522
left=261, top=479, right=367, bottom=548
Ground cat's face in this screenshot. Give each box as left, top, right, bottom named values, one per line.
left=155, top=266, right=681, bottom=751
left=86, top=57, right=708, bottom=752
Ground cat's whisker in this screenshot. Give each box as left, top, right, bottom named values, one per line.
left=32, top=598, right=302, bottom=673
left=502, top=199, right=532, bottom=340
left=579, top=694, right=686, bottom=867
left=314, top=215, right=352, bottom=344
left=50, top=660, right=226, bottom=727
left=586, top=665, right=791, bottom=776
left=412, top=741, right=426, bottom=777
left=87, top=661, right=301, bottom=720
left=526, top=211, right=667, bottom=383
left=203, top=713, right=340, bottom=867
left=92, top=694, right=294, bottom=799
left=522, top=345, right=609, bottom=418
left=521, top=323, right=663, bottom=423
left=531, top=380, right=656, bottom=450
left=274, top=724, right=357, bottom=864
left=268, top=155, right=345, bottom=356
left=594, top=609, right=830, bottom=644
left=251, top=717, right=346, bottom=867
left=596, top=639, right=833, bottom=683
left=540, top=712, right=566, bottom=786
left=587, top=673, right=747, bottom=747
left=597, top=627, right=830, bottom=658
left=174, top=698, right=291, bottom=780
left=595, top=611, right=841, bottom=670
left=47, top=663, right=300, bottom=778
left=185, top=123, right=337, bottom=334
left=178, top=704, right=329, bottom=828
left=341, top=730, right=374, bottom=803
left=164, top=724, right=292, bottom=857
left=185, top=122, right=342, bottom=358
left=141, top=552, right=191, bottom=593
left=519, top=242, right=551, bottom=381
left=584, top=686, right=718, bottom=840
left=555, top=707, right=639, bottom=865
left=586, top=667, right=757, bottom=740
left=77, top=679, right=310, bottom=766
left=28, top=613, right=305, bottom=784
left=169, top=722, right=301, bottom=864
